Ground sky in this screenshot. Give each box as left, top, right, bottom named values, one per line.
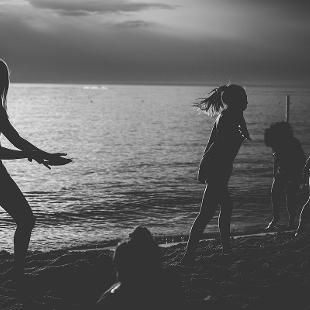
left=0, top=0, right=310, bottom=85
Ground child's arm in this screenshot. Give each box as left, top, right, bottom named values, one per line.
left=273, top=153, right=279, bottom=177
left=304, top=156, right=310, bottom=176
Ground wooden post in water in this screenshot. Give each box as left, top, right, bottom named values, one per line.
left=286, top=95, right=290, bottom=123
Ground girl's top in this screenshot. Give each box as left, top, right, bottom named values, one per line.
left=204, top=109, right=248, bottom=166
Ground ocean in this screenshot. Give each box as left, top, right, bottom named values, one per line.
left=0, top=84, right=309, bottom=251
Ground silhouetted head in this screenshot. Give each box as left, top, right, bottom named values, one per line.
left=129, top=226, right=154, bottom=243
left=264, top=122, right=294, bottom=149
left=194, top=84, right=247, bottom=116
left=0, top=59, right=10, bottom=110
left=222, top=84, right=247, bottom=111
left=114, top=226, right=161, bottom=283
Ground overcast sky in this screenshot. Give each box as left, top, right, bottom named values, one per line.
left=0, top=0, right=310, bottom=85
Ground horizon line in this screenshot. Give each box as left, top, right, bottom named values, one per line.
left=10, top=80, right=310, bottom=89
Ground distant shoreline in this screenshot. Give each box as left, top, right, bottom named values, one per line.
left=10, top=81, right=310, bottom=89
left=19, top=225, right=292, bottom=254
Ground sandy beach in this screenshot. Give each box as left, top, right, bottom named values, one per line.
left=0, top=230, right=309, bottom=310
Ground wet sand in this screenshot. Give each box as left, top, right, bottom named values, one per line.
left=1, top=230, right=310, bottom=309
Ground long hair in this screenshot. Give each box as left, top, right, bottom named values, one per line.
left=193, top=85, right=228, bottom=116
left=194, top=84, right=247, bottom=116
left=195, top=83, right=251, bottom=139
left=0, top=59, right=10, bottom=112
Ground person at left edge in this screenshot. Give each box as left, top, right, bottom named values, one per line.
left=0, top=59, right=71, bottom=285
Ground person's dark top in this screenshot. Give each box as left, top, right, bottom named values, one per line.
left=204, top=109, right=247, bottom=166
left=273, top=137, right=306, bottom=180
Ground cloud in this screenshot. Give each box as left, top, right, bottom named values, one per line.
left=227, top=0, right=310, bottom=19
left=27, top=0, right=175, bottom=16
left=113, top=20, right=156, bottom=29
left=0, top=0, right=25, bottom=4
left=220, top=0, right=310, bottom=10
left=1, top=0, right=310, bottom=84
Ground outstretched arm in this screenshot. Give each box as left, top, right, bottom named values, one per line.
left=0, top=106, right=71, bottom=167
left=0, top=119, right=55, bottom=166
left=0, top=147, right=29, bottom=160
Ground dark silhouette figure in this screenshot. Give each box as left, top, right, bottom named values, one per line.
left=0, top=59, right=71, bottom=284
left=182, top=84, right=250, bottom=263
left=296, top=156, right=310, bottom=235
left=264, top=122, right=306, bottom=230
left=96, top=226, right=185, bottom=310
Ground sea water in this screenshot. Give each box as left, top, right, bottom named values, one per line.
left=0, top=84, right=309, bottom=251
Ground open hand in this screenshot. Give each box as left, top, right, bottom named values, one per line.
left=44, top=156, right=72, bottom=167
left=28, top=151, right=72, bottom=169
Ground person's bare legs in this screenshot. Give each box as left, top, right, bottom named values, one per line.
left=0, top=170, right=35, bottom=282
left=266, top=176, right=283, bottom=229
left=295, top=177, right=310, bottom=235
left=218, top=190, right=233, bottom=253
left=13, top=218, right=35, bottom=279
left=286, top=182, right=298, bottom=229
left=296, top=196, right=310, bottom=235
left=182, top=183, right=221, bottom=262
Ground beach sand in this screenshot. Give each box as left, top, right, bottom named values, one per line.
left=1, top=231, right=310, bottom=310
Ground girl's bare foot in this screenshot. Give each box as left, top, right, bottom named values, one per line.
left=294, top=226, right=305, bottom=237
left=265, top=218, right=280, bottom=230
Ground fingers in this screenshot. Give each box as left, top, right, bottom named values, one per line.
left=42, top=161, right=51, bottom=170
left=44, top=157, right=72, bottom=166
left=28, top=150, right=71, bottom=168
left=52, top=153, right=67, bottom=157
left=27, top=150, right=44, bottom=163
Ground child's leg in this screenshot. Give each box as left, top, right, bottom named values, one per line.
left=296, top=178, right=310, bottom=234
left=286, top=181, right=299, bottom=228
left=296, top=197, right=310, bottom=233
left=267, top=176, right=283, bottom=228
left=182, top=183, right=219, bottom=261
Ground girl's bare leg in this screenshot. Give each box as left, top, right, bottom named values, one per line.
left=0, top=171, right=35, bottom=281
left=286, top=183, right=298, bottom=229
left=218, top=190, right=233, bottom=252
left=182, top=183, right=219, bottom=262
left=296, top=178, right=310, bottom=235
left=13, top=219, right=35, bottom=278
left=296, top=197, right=310, bottom=235
left=266, top=176, right=283, bottom=229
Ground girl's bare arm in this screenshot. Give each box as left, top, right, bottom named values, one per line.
left=0, top=106, right=67, bottom=165
left=0, top=147, right=29, bottom=160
